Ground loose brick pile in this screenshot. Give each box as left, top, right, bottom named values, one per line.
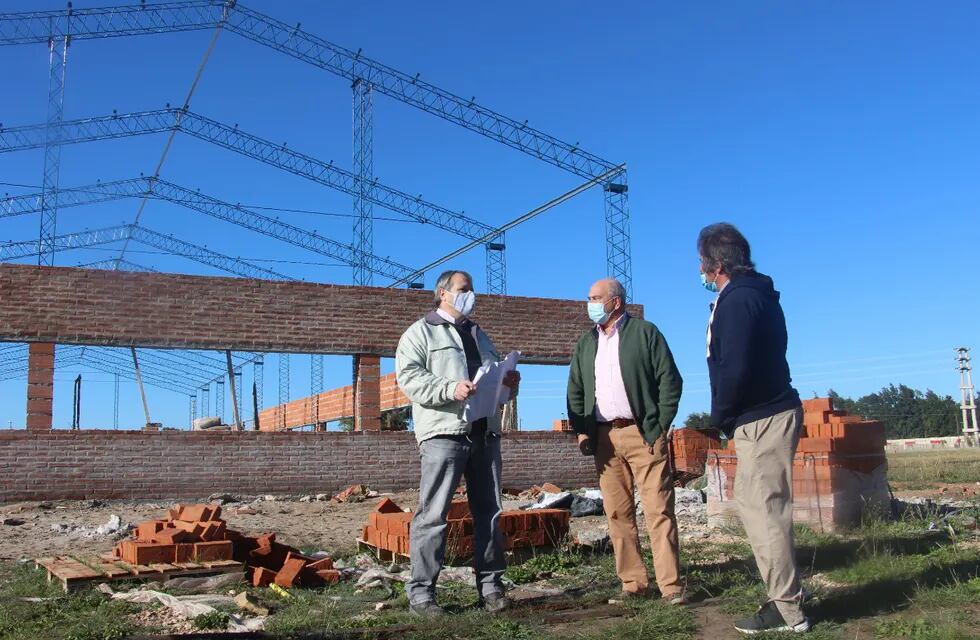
left=114, top=504, right=340, bottom=588
left=361, top=498, right=571, bottom=558
left=705, top=398, right=890, bottom=531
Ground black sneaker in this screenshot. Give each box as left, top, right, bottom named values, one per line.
left=409, top=600, right=446, bottom=617
left=734, top=601, right=811, bottom=634
left=481, top=592, right=511, bottom=613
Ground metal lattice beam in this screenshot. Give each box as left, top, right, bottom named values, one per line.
left=352, top=78, right=373, bottom=286
left=0, top=1, right=616, bottom=178
left=0, top=109, right=495, bottom=240
left=1, top=177, right=415, bottom=281
left=0, top=223, right=292, bottom=280
left=40, top=26, right=68, bottom=266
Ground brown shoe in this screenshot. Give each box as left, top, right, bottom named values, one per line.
left=620, top=588, right=650, bottom=600
left=663, top=591, right=688, bottom=606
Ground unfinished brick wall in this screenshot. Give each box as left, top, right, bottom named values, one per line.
left=0, top=265, right=642, bottom=364
left=0, top=430, right=596, bottom=502
left=705, top=398, right=889, bottom=532
left=258, top=373, right=409, bottom=431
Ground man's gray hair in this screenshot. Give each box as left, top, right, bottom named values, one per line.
left=607, top=278, right=627, bottom=304
left=433, top=269, right=473, bottom=308
left=697, top=222, right=755, bottom=276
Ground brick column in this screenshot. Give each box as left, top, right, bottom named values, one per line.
left=26, top=342, right=55, bottom=431
left=354, top=355, right=381, bottom=431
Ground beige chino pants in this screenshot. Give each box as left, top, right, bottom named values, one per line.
left=733, top=407, right=806, bottom=626
left=594, top=424, right=682, bottom=596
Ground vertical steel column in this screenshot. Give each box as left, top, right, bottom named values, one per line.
left=216, top=379, right=225, bottom=423
left=603, top=171, right=633, bottom=298
left=310, top=354, right=323, bottom=427
left=234, top=369, right=243, bottom=423
left=39, top=18, right=69, bottom=266
left=485, top=234, right=506, bottom=294
left=278, top=353, right=289, bottom=405
left=189, top=395, right=196, bottom=428
left=201, top=383, right=210, bottom=417
left=352, top=77, right=374, bottom=286
left=253, top=355, right=264, bottom=410
left=113, top=372, right=120, bottom=429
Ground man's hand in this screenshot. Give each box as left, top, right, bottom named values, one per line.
left=454, top=380, right=476, bottom=402
left=577, top=433, right=595, bottom=456
left=502, top=370, right=521, bottom=399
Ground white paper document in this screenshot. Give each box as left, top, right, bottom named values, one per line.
left=463, top=351, right=520, bottom=423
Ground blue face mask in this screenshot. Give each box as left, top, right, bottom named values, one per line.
left=700, top=272, right=719, bottom=293
left=588, top=301, right=610, bottom=324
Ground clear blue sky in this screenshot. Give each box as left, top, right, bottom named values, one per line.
left=1, top=1, right=977, bottom=430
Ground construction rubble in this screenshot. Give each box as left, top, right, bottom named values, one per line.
left=113, top=503, right=342, bottom=588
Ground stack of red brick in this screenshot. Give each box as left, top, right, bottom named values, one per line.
left=114, top=504, right=233, bottom=565
left=670, top=427, right=722, bottom=486
left=552, top=419, right=572, bottom=432
left=114, top=503, right=341, bottom=588
left=361, top=498, right=571, bottom=558
left=705, top=398, right=889, bottom=531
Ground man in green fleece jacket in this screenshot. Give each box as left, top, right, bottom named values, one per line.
left=567, top=278, right=685, bottom=603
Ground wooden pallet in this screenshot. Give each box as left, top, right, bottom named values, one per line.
left=357, top=538, right=409, bottom=564
left=35, top=555, right=243, bottom=592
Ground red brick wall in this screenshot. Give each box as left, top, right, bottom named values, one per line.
left=258, top=373, right=409, bottom=431
left=0, top=265, right=642, bottom=364
left=0, top=430, right=597, bottom=502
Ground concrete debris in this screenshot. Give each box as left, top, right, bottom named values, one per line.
left=165, top=573, right=244, bottom=594
left=228, top=614, right=266, bottom=633
left=95, top=514, right=124, bottom=536
left=234, top=591, right=270, bottom=616
left=332, top=484, right=370, bottom=504
left=192, top=416, right=223, bottom=430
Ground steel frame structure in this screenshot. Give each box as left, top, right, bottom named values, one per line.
left=0, top=0, right=632, bottom=428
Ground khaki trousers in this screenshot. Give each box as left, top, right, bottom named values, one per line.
left=594, top=424, right=682, bottom=595
left=733, top=407, right=805, bottom=626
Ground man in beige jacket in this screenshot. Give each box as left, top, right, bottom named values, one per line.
left=396, top=269, right=519, bottom=617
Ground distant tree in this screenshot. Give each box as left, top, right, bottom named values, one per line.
left=381, top=407, right=411, bottom=432
left=826, top=385, right=960, bottom=439
left=335, top=409, right=410, bottom=432
left=683, top=412, right=712, bottom=430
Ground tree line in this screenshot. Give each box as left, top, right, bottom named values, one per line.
left=683, top=384, right=968, bottom=439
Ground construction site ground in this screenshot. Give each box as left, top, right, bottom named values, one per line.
left=2, top=450, right=979, bottom=640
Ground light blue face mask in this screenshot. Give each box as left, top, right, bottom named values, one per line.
left=700, top=272, right=719, bottom=294
left=588, top=301, right=610, bottom=324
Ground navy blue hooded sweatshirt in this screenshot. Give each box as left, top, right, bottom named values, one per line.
left=707, top=270, right=801, bottom=437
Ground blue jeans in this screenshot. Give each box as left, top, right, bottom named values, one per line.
left=406, top=430, right=505, bottom=605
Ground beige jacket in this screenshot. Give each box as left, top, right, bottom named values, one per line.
left=395, top=311, right=502, bottom=443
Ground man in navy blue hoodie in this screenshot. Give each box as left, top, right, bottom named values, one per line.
left=698, top=223, right=810, bottom=634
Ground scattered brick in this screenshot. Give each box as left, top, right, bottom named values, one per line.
left=540, top=482, right=562, bottom=493
left=274, top=557, right=308, bottom=587
left=251, top=566, right=276, bottom=587
left=374, top=498, right=403, bottom=514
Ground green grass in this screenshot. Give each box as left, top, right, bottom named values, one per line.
left=0, top=563, right=137, bottom=640
left=886, top=448, right=980, bottom=487
left=571, top=598, right=696, bottom=640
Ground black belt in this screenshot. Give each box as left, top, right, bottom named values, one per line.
left=597, top=418, right=635, bottom=429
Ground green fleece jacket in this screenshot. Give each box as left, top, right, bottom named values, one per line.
left=567, top=314, right=683, bottom=445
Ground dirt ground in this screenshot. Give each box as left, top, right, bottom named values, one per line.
left=0, top=490, right=628, bottom=562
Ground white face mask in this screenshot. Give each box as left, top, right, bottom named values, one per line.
left=451, top=290, right=476, bottom=317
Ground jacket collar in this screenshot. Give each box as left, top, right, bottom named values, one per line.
left=591, top=312, right=631, bottom=339
left=424, top=310, right=477, bottom=331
